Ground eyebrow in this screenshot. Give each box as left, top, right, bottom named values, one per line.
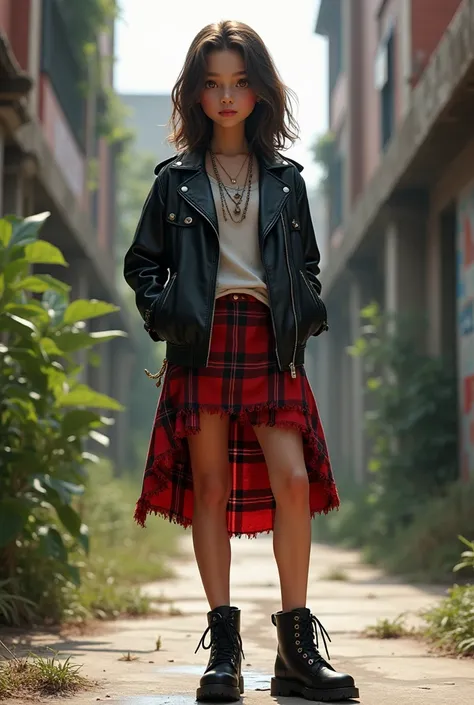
left=206, top=71, right=247, bottom=77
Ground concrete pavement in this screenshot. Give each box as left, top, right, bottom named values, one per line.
left=11, top=533, right=474, bottom=704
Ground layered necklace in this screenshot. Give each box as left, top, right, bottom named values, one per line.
left=209, top=150, right=254, bottom=223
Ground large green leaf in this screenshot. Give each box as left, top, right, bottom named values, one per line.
left=39, top=527, right=68, bottom=564
left=3, top=258, right=29, bottom=285
left=0, top=312, right=39, bottom=337
left=54, top=504, right=82, bottom=541
left=40, top=337, right=63, bottom=357
left=4, top=303, right=50, bottom=326
left=42, top=290, right=67, bottom=326
left=61, top=409, right=103, bottom=436
left=8, top=212, right=50, bottom=248
left=57, top=384, right=124, bottom=411
left=0, top=499, right=31, bottom=547
left=44, top=476, right=85, bottom=500
left=0, top=218, right=12, bottom=246
left=25, top=241, right=67, bottom=266
left=62, top=299, right=120, bottom=325
left=53, top=329, right=126, bottom=353
left=13, top=274, right=71, bottom=295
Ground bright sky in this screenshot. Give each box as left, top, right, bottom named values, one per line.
left=114, top=0, right=328, bottom=187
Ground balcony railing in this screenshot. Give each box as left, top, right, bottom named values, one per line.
left=41, top=0, right=86, bottom=151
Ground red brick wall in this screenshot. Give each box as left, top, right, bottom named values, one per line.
left=0, top=0, right=12, bottom=35
left=411, top=0, right=463, bottom=82
left=9, top=0, right=30, bottom=70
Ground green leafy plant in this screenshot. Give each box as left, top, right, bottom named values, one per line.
left=347, top=302, right=458, bottom=541
left=422, top=539, right=474, bottom=656
left=454, top=536, right=474, bottom=574
left=0, top=580, right=35, bottom=626
left=0, top=212, right=125, bottom=625
left=364, top=615, right=411, bottom=639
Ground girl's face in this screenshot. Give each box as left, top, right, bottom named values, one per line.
left=200, top=49, right=257, bottom=130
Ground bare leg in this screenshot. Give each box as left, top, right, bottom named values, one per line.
left=188, top=412, right=231, bottom=609
left=252, top=425, right=310, bottom=611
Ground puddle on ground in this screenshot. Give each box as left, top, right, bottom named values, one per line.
left=156, top=665, right=270, bottom=691
left=114, top=698, right=195, bottom=705
left=110, top=668, right=271, bottom=704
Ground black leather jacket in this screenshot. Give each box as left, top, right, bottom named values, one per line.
left=123, top=150, right=328, bottom=376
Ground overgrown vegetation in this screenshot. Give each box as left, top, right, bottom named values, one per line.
left=311, top=131, right=336, bottom=195
left=364, top=615, right=411, bottom=640
left=422, top=537, right=474, bottom=657
left=312, top=303, right=466, bottom=582
left=0, top=650, right=89, bottom=699
left=0, top=213, right=178, bottom=628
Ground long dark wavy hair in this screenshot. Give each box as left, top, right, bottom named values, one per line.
left=169, top=20, right=299, bottom=158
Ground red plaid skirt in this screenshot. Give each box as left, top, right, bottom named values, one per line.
left=135, top=294, right=339, bottom=537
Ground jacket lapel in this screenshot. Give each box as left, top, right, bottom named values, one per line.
left=173, top=151, right=292, bottom=239
left=173, top=151, right=218, bottom=235
left=259, top=166, right=290, bottom=241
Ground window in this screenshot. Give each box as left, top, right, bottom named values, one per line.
left=375, top=25, right=395, bottom=150
left=330, top=151, right=344, bottom=233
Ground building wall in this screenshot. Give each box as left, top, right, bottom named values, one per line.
left=9, top=0, right=30, bottom=70
left=0, top=1, right=12, bottom=34
left=410, top=0, right=462, bottom=85
left=360, top=0, right=382, bottom=191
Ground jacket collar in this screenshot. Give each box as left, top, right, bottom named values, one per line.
left=168, top=150, right=303, bottom=173
left=171, top=150, right=301, bottom=239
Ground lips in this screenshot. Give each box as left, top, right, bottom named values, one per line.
left=219, top=110, right=237, bottom=117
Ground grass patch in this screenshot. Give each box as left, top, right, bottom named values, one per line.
left=422, top=584, right=474, bottom=657
left=364, top=615, right=412, bottom=639
left=0, top=651, right=89, bottom=699
left=321, top=566, right=350, bottom=581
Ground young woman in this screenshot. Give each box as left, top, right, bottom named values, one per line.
left=124, top=20, right=358, bottom=704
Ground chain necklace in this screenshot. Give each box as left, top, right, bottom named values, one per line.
left=209, top=150, right=254, bottom=223
left=213, top=152, right=250, bottom=184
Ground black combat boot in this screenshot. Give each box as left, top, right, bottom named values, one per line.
left=271, top=607, right=359, bottom=702
left=195, top=605, right=244, bottom=702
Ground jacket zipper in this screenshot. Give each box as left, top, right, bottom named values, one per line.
left=281, top=214, right=298, bottom=378
left=300, top=270, right=329, bottom=332
left=157, top=272, right=177, bottom=314
left=179, top=191, right=220, bottom=366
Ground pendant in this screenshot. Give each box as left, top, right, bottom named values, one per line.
left=231, top=179, right=237, bottom=184
left=233, top=192, right=242, bottom=202
left=234, top=205, right=241, bottom=215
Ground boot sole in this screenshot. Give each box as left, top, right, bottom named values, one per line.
left=271, top=677, right=359, bottom=702
left=196, top=676, right=244, bottom=702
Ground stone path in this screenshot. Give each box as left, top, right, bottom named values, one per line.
left=6, top=533, right=474, bottom=704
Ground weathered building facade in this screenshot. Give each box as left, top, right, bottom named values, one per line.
left=0, top=0, right=134, bottom=471
left=316, top=0, right=474, bottom=482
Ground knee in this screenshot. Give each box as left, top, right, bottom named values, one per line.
left=193, top=473, right=231, bottom=510
left=273, top=469, right=309, bottom=508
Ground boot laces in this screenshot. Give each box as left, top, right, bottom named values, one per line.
left=300, top=614, right=332, bottom=663
left=195, top=613, right=245, bottom=668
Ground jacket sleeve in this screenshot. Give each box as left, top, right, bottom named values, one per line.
left=123, top=177, right=169, bottom=340
left=296, top=175, right=322, bottom=296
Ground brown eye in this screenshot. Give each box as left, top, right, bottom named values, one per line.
left=237, top=79, right=249, bottom=88
left=205, top=80, right=216, bottom=89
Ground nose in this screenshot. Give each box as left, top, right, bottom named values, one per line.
left=221, top=90, right=234, bottom=105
